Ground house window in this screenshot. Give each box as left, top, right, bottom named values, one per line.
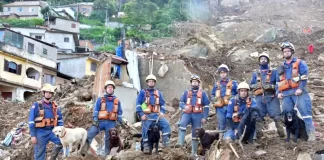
left=64, top=37, right=69, bottom=42
left=35, top=36, right=42, bottom=40
left=82, top=8, right=86, bottom=12
left=29, top=7, right=35, bottom=12
left=57, top=63, right=60, bottom=71
left=17, top=7, right=22, bottom=12
left=43, top=48, right=47, bottom=55
left=91, top=62, right=97, bottom=72
left=7, top=7, right=10, bottom=11
left=28, top=42, right=35, bottom=54
left=43, top=74, right=55, bottom=85
left=3, top=59, right=22, bottom=75
left=71, top=23, right=76, bottom=28
left=4, top=30, right=24, bottom=49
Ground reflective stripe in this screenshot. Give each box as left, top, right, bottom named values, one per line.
left=143, top=139, right=148, bottom=142
left=192, top=137, right=198, bottom=140
left=179, top=102, right=184, bottom=104
left=94, top=111, right=98, bottom=113
left=161, top=106, right=165, bottom=109
left=162, top=132, right=170, bottom=135
left=28, top=121, right=34, bottom=124
left=302, top=116, right=312, bottom=119
left=58, top=120, right=63, bottom=122
left=179, top=127, right=186, bottom=130
left=136, top=105, right=141, bottom=107
left=118, top=115, right=123, bottom=117
left=204, top=105, right=209, bottom=108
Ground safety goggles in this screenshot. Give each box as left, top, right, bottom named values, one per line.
left=191, top=75, right=200, bottom=80
left=281, top=42, right=293, bottom=49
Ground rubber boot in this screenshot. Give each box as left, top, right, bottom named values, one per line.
left=308, top=131, right=316, bottom=142
left=255, top=120, right=263, bottom=139
left=49, top=144, right=63, bottom=160
left=143, top=142, right=150, bottom=154
left=175, top=130, right=186, bottom=148
left=80, top=141, right=90, bottom=156
left=275, top=120, right=285, bottom=138
left=162, top=134, right=170, bottom=147
left=191, top=140, right=199, bottom=157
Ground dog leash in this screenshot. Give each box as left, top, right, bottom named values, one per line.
left=294, top=96, right=302, bottom=119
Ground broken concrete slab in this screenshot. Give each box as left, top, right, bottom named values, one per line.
left=254, top=150, right=267, bottom=156
left=318, top=54, right=324, bottom=63
left=230, top=49, right=253, bottom=63
left=313, top=79, right=324, bottom=86
left=297, top=153, right=312, bottom=160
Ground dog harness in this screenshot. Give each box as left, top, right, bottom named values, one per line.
left=253, top=69, right=273, bottom=96
left=232, top=97, right=252, bottom=123
left=60, top=130, right=67, bottom=138
left=143, top=89, right=160, bottom=113
left=184, top=89, right=203, bottom=113
left=98, top=96, right=119, bottom=121
left=34, top=101, right=58, bottom=128
left=278, top=59, right=301, bottom=91
left=214, top=80, right=233, bottom=107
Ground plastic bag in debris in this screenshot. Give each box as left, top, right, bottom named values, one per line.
left=158, top=62, right=169, bottom=77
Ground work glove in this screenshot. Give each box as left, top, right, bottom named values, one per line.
left=262, top=84, right=275, bottom=90
left=92, top=121, right=99, bottom=127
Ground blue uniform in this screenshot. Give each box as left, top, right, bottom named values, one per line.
left=224, top=96, right=257, bottom=140
left=87, top=94, right=123, bottom=156
left=250, top=67, right=281, bottom=120
left=211, top=79, right=238, bottom=130
left=276, top=57, right=315, bottom=137
left=28, top=100, right=64, bottom=160
left=179, top=88, right=210, bottom=140
left=136, top=88, right=171, bottom=145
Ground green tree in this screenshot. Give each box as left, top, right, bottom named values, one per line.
left=122, top=0, right=158, bottom=29
left=40, top=6, right=51, bottom=18
left=93, top=0, right=118, bottom=17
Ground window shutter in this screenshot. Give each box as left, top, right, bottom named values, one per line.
left=17, top=64, right=22, bottom=75
left=4, top=59, right=9, bottom=71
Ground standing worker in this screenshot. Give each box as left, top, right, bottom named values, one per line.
left=175, top=75, right=210, bottom=157
left=28, top=83, right=64, bottom=160
left=136, top=74, right=171, bottom=154
left=276, top=42, right=315, bottom=141
left=82, top=80, right=123, bottom=156
left=250, top=52, right=285, bottom=138
left=211, top=64, right=238, bottom=131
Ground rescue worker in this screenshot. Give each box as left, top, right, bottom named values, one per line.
left=175, top=75, right=210, bottom=157
left=225, top=82, right=257, bottom=141
left=211, top=64, right=238, bottom=131
left=82, top=80, right=123, bottom=156
left=28, top=83, right=64, bottom=160
left=136, top=74, right=171, bottom=154
left=276, top=42, right=315, bottom=141
left=250, top=52, right=285, bottom=138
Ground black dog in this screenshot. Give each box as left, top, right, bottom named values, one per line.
left=236, top=107, right=260, bottom=143
left=283, top=109, right=308, bottom=143
left=139, top=122, right=160, bottom=155
left=195, top=128, right=219, bottom=155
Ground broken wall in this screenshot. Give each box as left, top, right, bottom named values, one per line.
left=138, top=57, right=193, bottom=103
left=114, top=86, right=137, bottom=123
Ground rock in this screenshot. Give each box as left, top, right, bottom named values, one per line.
left=185, top=134, right=192, bottom=144
left=318, top=55, right=324, bottom=63
left=230, top=49, right=252, bottom=63
left=133, top=122, right=141, bottom=128
left=297, top=153, right=312, bottom=160
left=309, top=73, right=321, bottom=79
left=165, top=106, right=175, bottom=112
left=255, top=150, right=267, bottom=156
left=267, top=122, right=277, bottom=131
left=313, top=79, right=324, bottom=86
left=313, top=108, right=321, bottom=115
left=250, top=52, right=259, bottom=58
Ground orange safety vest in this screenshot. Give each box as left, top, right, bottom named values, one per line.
left=98, top=97, right=119, bottom=121
left=214, top=80, right=233, bottom=107
left=34, top=101, right=58, bottom=128
left=232, top=97, right=252, bottom=123
left=253, top=69, right=272, bottom=96
left=184, top=89, right=203, bottom=113
left=278, top=59, right=301, bottom=91
left=143, top=90, right=160, bottom=113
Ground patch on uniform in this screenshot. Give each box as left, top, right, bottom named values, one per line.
left=228, top=101, right=232, bottom=105
left=31, top=105, right=35, bottom=109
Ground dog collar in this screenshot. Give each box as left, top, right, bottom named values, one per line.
left=60, top=131, right=67, bottom=138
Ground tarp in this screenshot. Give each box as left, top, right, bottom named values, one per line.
left=125, top=50, right=141, bottom=92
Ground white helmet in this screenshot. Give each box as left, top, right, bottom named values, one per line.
left=281, top=42, right=295, bottom=52
left=190, top=75, right=201, bottom=83
left=41, top=83, right=56, bottom=93
left=104, top=80, right=115, bottom=89
left=237, top=81, right=250, bottom=91
left=258, top=52, right=270, bottom=62
left=146, top=74, right=157, bottom=82
left=217, top=64, right=229, bottom=73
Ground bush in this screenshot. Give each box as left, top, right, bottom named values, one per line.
left=0, top=18, right=44, bottom=27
